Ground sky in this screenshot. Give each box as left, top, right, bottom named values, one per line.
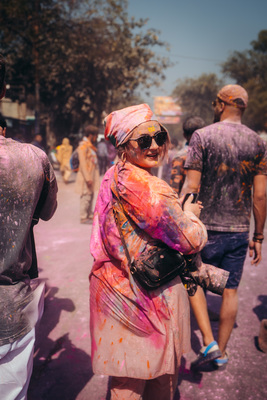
left=127, top=0, right=267, bottom=107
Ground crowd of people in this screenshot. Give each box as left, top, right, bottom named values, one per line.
left=1, top=51, right=267, bottom=400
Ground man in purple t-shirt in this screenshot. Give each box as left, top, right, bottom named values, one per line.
left=182, top=84, right=267, bottom=369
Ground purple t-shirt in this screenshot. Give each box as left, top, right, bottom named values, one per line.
left=185, top=121, right=267, bottom=232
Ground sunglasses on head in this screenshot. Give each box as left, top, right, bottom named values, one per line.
left=212, top=98, right=224, bottom=107
left=129, top=131, right=168, bottom=150
left=212, top=98, right=245, bottom=109
left=212, top=98, right=233, bottom=107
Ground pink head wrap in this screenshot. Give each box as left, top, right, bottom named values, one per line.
left=104, top=104, right=155, bottom=147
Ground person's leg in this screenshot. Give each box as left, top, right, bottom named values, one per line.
left=98, top=157, right=102, bottom=175
left=212, top=232, right=249, bottom=367
left=189, top=233, right=225, bottom=369
left=87, top=191, right=95, bottom=218
left=110, top=376, right=145, bottom=400
left=189, top=285, right=214, bottom=346
left=143, top=370, right=179, bottom=400
left=63, top=165, right=72, bottom=183
left=80, top=194, right=88, bottom=221
left=190, top=285, right=221, bottom=369
left=218, top=287, right=238, bottom=356
left=0, top=328, right=36, bottom=400
left=80, top=193, right=93, bottom=222
left=100, top=157, right=105, bottom=175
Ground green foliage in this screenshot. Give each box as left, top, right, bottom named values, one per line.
left=0, top=0, right=171, bottom=140
left=222, top=30, right=267, bottom=132
left=172, top=73, right=224, bottom=126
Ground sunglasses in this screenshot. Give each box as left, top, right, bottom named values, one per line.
left=212, top=98, right=232, bottom=107
left=129, top=131, right=168, bottom=150
left=212, top=98, right=224, bottom=107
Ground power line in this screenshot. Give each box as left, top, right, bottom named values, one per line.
left=156, top=51, right=223, bottom=63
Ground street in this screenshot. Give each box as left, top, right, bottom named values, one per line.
left=28, top=171, right=267, bottom=400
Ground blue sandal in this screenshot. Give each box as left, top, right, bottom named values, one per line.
left=213, top=351, right=229, bottom=370
left=191, top=341, right=222, bottom=370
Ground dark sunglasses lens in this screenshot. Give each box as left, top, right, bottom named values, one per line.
left=155, top=131, right=167, bottom=146
left=136, top=131, right=167, bottom=149
left=137, top=135, right=152, bottom=149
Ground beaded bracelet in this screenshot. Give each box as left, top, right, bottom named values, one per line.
left=254, top=232, right=264, bottom=237
left=253, top=237, right=264, bottom=243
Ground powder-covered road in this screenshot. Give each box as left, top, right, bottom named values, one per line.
left=28, top=171, right=267, bottom=400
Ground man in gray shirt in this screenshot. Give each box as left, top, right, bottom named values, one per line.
left=0, top=54, right=58, bottom=399
left=182, top=84, right=267, bottom=369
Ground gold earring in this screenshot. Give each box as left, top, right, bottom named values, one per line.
left=121, top=152, right=127, bottom=163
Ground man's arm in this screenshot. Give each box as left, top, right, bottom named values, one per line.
left=180, top=169, right=202, bottom=197
left=249, top=174, right=267, bottom=265
left=169, top=156, right=186, bottom=195
left=38, top=158, right=58, bottom=221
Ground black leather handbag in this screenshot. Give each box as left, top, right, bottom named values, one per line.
left=130, top=243, right=188, bottom=290
left=113, top=198, right=190, bottom=291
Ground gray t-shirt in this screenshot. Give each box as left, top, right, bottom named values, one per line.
left=185, top=121, right=267, bottom=232
left=0, top=137, right=57, bottom=345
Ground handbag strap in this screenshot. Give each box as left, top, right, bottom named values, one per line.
left=113, top=201, right=133, bottom=269
left=112, top=166, right=138, bottom=269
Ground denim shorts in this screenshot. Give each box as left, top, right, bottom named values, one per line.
left=201, top=231, right=249, bottom=289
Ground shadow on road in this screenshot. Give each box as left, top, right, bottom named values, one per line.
left=28, top=285, right=93, bottom=400
left=253, top=294, right=267, bottom=353
left=253, top=294, right=267, bottom=321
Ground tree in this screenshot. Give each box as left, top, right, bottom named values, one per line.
left=0, top=0, right=70, bottom=138
left=0, top=0, right=171, bottom=143
left=172, top=73, right=224, bottom=125
left=222, top=30, right=267, bottom=132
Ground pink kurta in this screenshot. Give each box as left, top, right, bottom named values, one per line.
left=89, top=161, right=207, bottom=379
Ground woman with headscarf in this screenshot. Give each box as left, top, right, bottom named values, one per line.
left=56, top=137, right=73, bottom=183
left=89, top=104, right=208, bottom=400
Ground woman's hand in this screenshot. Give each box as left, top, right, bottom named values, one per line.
left=181, top=193, right=203, bottom=218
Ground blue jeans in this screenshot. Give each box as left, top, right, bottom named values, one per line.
left=201, top=231, right=249, bottom=289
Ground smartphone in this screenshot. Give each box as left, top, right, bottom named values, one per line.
left=182, top=193, right=198, bottom=209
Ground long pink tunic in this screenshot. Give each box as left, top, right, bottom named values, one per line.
left=89, top=161, right=207, bottom=379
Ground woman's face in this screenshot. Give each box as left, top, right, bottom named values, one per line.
left=126, top=121, right=166, bottom=172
